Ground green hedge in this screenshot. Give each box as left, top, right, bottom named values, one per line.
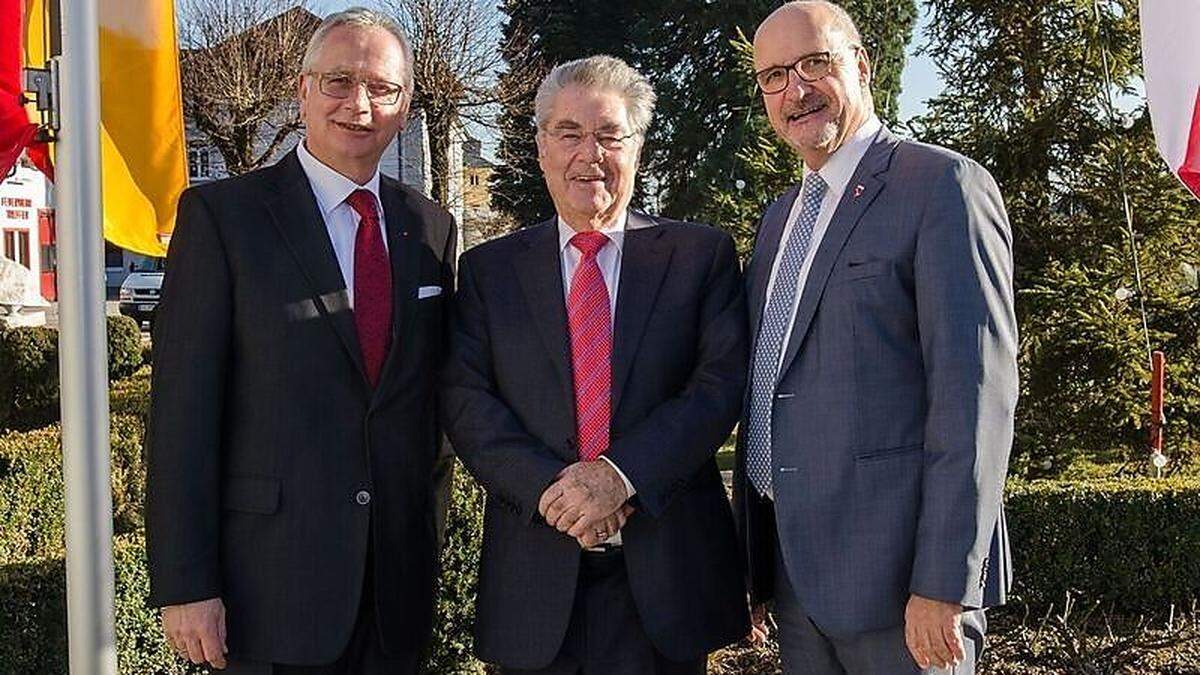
left=0, top=367, right=487, bottom=673
left=9, top=362, right=1195, bottom=670
left=0, top=315, right=144, bottom=431
left=1006, top=476, right=1200, bottom=613
left=1, top=411, right=149, bottom=564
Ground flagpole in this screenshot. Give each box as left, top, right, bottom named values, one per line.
left=55, top=0, right=118, bottom=671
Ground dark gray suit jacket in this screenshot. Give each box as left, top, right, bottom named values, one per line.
left=146, top=149, right=456, bottom=664
left=734, top=127, right=1018, bottom=638
left=441, top=212, right=750, bottom=669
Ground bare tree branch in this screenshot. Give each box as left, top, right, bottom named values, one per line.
left=378, top=0, right=538, bottom=205
left=178, top=0, right=318, bottom=175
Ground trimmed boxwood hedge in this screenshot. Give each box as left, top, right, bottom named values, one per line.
left=4, top=363, right=1197, bottom=671
left=0, top=367, right=487, bottom=673
left=0, top=315, right=144, bottom=431
left=1006, top=476, right=1200, bottom=613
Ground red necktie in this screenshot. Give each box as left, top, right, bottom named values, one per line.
left=346, top=189, right=392, bottom=387
left=567, top=231, right=612, bottom=461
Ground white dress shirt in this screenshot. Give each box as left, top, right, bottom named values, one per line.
left=764, top=116, right=883, bottom=367
left=556, top=214, right=636, bottom=544
left=296, top=140, right=389, bottom=308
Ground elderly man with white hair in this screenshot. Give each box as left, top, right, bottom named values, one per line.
left=442, top=54, right=750, bottom=674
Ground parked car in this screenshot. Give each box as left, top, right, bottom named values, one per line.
left=118, top=269, right=163, bottom=327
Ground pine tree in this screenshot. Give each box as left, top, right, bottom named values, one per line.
left=654, top=0, right=917, bottom=253
left=914, top=0, right=1200, bottom=473
left=492, top=0, right=917, bottom=239
left=491, top=1, right=640, bottom=225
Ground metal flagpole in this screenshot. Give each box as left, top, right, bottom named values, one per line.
left=55, top=0, right=118, bottom=671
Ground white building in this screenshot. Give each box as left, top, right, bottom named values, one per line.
left=0, top=160, right=52, bottom=326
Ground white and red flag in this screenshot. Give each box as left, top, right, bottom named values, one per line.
left=1140, top=0, right=1200, bottom=200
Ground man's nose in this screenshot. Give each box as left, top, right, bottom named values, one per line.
left=580, top=135, right=605, bottom=162
left=345, top=82, right=373, bottom=111
left=783, top=70, right=813, bottom=100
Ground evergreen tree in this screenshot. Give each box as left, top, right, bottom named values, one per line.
left=492, top=0, right=917, bottom=239
left=491, top=1, right=639, bottom=225
left=913, top=0, right=1200, bottom=473
left=653, top=0, right=917, bottom=253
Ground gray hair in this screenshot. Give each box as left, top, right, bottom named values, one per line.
left=302, top=7, right=414, bottom=93
left=534, top=55, right=657, bottom=137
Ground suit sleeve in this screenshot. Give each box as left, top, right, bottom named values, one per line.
left=432, top=211, right=458, bottom=548
left=909, top=159, right=1018, bottom=608
left=440, top=252, right=569, bottom=523
left=145, top=188, right=232, bottom=607
left=603, top=232, right=749, bottom=518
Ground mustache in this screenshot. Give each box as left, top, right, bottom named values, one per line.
left=781, top=94, right=829, bottom=117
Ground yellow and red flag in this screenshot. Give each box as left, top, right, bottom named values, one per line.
left=98, top=0, right=188, bottom=256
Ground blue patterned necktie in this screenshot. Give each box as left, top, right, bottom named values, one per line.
left=745, top=172, right=828, bottom=497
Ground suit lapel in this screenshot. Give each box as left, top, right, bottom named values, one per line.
left=747, top=185, right=800, bottom=346
left=264, top=150, right=368, bottom=384
left=514, top=220, right=576, bottom=411
left=371, top=180, right=423, bottom=402
left=611, top=212, right=671, bottom=416
left=775, top=129, right=900, bottom=384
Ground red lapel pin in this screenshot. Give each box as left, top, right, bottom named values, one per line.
left=853, top=184, right=865, bottom=198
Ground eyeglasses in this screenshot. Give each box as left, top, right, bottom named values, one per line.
left=309, top=71, right=405, bottom=105
left=542, top=127, right=639, bottom=152
left=754, top=48, right=857, bottom=94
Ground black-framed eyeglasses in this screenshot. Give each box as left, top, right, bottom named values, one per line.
left=754, top=48, right=856, bottom=94
left=309, top=71, right=405, bottom=105
left=542, top=127, right=640, bottom=152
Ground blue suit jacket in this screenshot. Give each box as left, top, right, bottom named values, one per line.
left=734, top=127, right=1018, bottom=637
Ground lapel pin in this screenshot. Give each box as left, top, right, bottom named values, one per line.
left=853, top=184, right=865, bottom=198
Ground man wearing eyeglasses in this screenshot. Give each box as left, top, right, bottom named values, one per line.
left=441, top=55, right=749, bottom=674
left=146, top=7, right=456, bottom=673
left=735, top=1, right=1018, bottom=674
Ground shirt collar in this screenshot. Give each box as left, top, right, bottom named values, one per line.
left=296, top=139, right=382, bottom=219
left=807, top=115, right=882, bottom=198
left=557, top=211, right=628, bottom=254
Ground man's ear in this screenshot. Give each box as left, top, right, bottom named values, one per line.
left=297, top=75, right=309, bottom=123
left=857, top=45, right=872, bottom=88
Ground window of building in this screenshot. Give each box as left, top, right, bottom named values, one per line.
left=3, top=229, right=31, bottom=268
left=470, top=174, right=479, bottom=187
left=188, top=149, right=211, bottom=179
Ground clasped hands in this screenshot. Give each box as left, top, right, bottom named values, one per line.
left=537, top=460, right=633, bottom=548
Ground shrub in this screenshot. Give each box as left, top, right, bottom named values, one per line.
left=0, top=535, right=206, bottom=674
left=1007, top=476, right=1200, bottom=613
left=0, top=325, right=59, bottom=430
left=0, top=425, right=66, bottom=563
left=0, top=316, right=148, bottom=431
left=1, top=412, right=152, bottom=563
left=427, top=466, right=486, bottom=673
left=0, top=364, right=488, bottom=673
left=106, top=315, right=143, bottom=381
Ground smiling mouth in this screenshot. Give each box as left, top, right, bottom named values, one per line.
left=786, top=102, right=828, bottom=123
left=335, top=121, right=373, bottom=133
left=571, top=175, right=606, bottom=183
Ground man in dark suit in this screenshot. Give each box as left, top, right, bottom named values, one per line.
left=146, top=8, right=455, bottom=673
left=441, top=55, right=749, bottom=674
left=736, top=2, right=1018, bottom=673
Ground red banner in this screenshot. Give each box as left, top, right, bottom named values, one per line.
left=1180, top=86, right=1200, bottom=199
left=1, top=0, right=52, bottom=181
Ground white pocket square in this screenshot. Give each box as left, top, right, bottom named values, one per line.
left=417, top=285, right=443, bottom=299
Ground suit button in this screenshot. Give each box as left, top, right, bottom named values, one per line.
left=355, top=490, right=371, bottom=506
